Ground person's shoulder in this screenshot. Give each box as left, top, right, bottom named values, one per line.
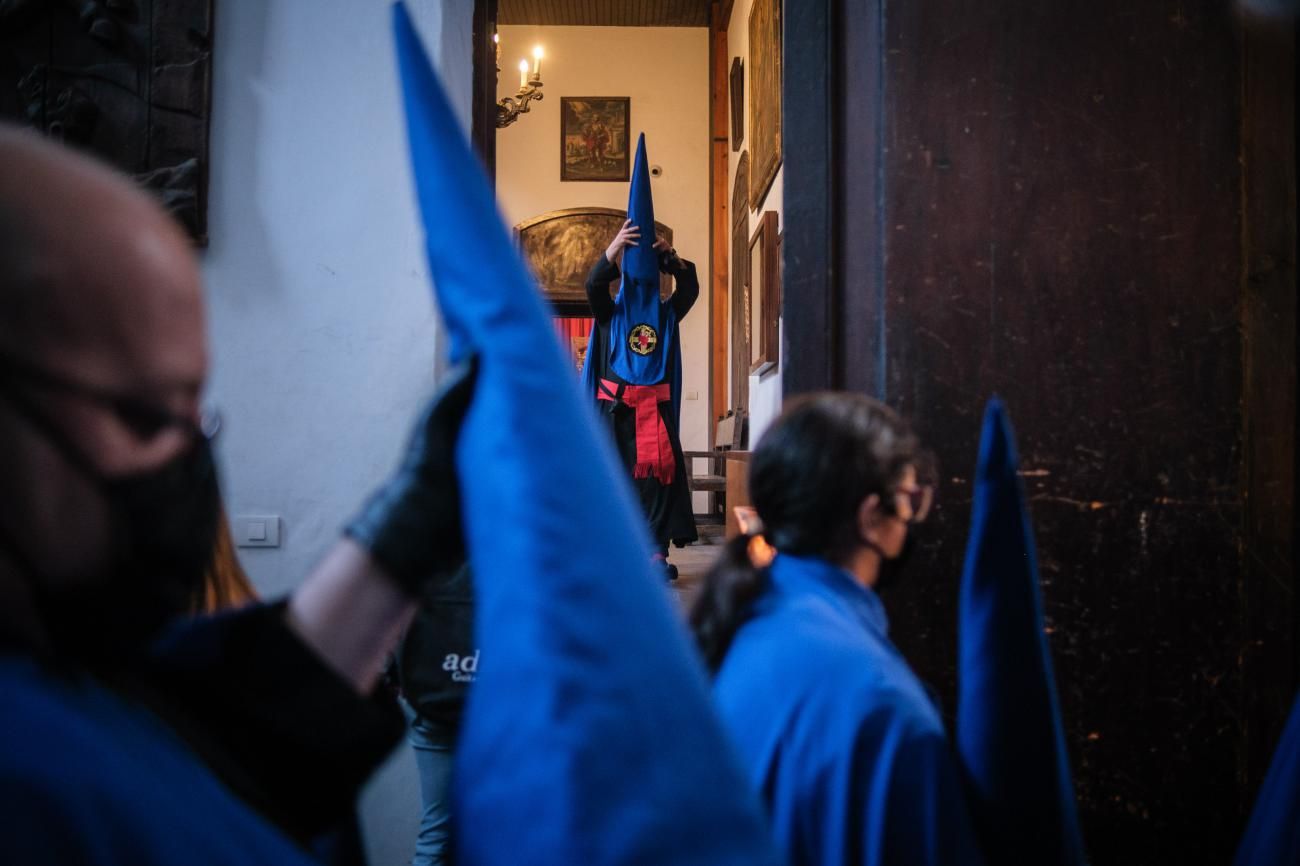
left=745, top=604, right=944, bottom=735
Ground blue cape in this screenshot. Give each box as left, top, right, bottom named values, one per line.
left=1234, top=693, right=1300, bottom=865
left=0, top=658, right=319, bottom=866
left=956, top=399, right=1087, bottom=865
left=391, top=6, right=780, bottom=864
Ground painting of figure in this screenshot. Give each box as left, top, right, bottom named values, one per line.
left=561, top=97, right=631, bottom=182
left=747, top=0, right=782, bottom=211
left=515, top=207, right=672, bottom=312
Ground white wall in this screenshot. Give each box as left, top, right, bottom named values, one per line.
left=726, top=0, right=784, bottom=445
left=494, top=25, right=712, bottom=463
left=202, top=1, right=473, bottom=863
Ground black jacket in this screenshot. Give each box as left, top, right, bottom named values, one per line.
left=392, top=562, right=476, bottom=740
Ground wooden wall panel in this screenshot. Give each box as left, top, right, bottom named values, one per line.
left=784, top=1, right=1296, bottom=863
left=880, top=5, right=1248, bottom=863
left=710, top=1, right=730, bottom=437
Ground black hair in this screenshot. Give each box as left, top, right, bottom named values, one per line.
left=688, top=392, right=924, bottom=672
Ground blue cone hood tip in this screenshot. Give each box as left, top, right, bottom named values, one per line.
left=621, top=133, right=659, bottom=283
left=390, top=5, right=780, bottom=864
left=956, top=398, right=1087, bottom=865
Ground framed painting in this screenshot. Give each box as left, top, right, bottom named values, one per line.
left=730, top=151, right=751, bottom=411
left=748, top=211, right=780, bottom=375
left=747, top=0, right=782, bottom=211
left=729, top=57, right=745, bottom=152
left=560, top=97, right=631, bottom=182
left=515, top=207, right=673, bottom=316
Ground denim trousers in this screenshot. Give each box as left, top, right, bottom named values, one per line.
left=399, top=699, right=455, bottom=866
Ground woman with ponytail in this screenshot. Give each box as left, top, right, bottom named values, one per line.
left=689, top=393, right=986, bottom=866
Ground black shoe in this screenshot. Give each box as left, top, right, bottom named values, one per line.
left=665, top=562, right=679, bottom=582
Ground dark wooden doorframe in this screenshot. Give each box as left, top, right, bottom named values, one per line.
left=782, top=0, right=888, bottom=399
left=780, top=0, right=839, bottom=396
left=781, top=2, right=1296, bottom=862
left=471, top=0, right=498, bottom=182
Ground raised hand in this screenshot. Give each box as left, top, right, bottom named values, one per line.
left=605, top=219, right=641, bottom=265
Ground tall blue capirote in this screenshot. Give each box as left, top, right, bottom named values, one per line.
left=956, top=399, right=1087, bottom=865
left=391, top=5, right=780, bottom=864
left=607, top=133, right=678, bottom=388
left=580, top=132, right=683, bottom=416
left=1233, top=693, right=1300, bottom=865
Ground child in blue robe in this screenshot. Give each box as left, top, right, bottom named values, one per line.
left=690, top=393, right=987, bottom=866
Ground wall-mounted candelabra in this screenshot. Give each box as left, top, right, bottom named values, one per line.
left=497, top=42, right=544, bottom=128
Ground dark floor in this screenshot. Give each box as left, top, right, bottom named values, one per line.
left=666, top=541, right=722, bottom=609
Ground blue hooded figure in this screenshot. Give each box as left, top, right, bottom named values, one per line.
left=581, top=134, right=699, bottom=575
left=956, top=399, right=1086, bottom=866
left=391, top=6, right=781, bottom=865
left=1233, top=693, right=1300, bottom=866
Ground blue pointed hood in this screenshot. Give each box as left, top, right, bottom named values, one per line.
left=622, top=133, right=658, bottom=283
left=1234, top=694, right=1300, bottom=865
left=391, top=6, right=779, bottom=864
left=956, top=399, right=1087, bottom=865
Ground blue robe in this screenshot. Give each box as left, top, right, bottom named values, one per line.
left=0, top=656, right=321, bottom=866
left=712, top=554, right=987, bottom=866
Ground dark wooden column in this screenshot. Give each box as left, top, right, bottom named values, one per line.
left=471, top=0, right=498, bottom=182
left=783, top=2, right=1297, bottom=863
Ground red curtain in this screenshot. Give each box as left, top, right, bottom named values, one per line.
left=553, top=316, right=594, bottom=344
left=554, top=317, right=594, bottom=374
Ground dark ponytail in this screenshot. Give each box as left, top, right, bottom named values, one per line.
left=688, top=393, right=924, bottom=673
left=689, top=534, right=770, bottom=672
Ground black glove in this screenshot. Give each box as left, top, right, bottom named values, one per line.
left=657, top=246, right=685, bottom=274
left=345, top=356, right=477, bottom=596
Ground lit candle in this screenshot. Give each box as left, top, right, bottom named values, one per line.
left=518, top=59, right=529, bottom=89
left=532, top=45, right=543, bottom=77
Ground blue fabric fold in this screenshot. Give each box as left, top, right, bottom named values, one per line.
left=391, top=5, right=780, bottom=863
left=956, top=398, right=1087, bottom=865
left=1234, top=693, right=1300, bottom=866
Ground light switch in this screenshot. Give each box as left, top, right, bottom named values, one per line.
left=685, top=390, right=699, bottom=400
left=234, top=515, right=281, bottom=548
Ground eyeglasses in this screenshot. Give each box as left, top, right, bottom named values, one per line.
left=0, top=350, right=218, bottom=443
left=895, top=484, right=934, bottom=524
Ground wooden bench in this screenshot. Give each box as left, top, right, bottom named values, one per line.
left=684, top=409, right=748, bottom=541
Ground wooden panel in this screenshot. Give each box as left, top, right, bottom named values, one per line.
left=834, top=0, right=884, bottom=397
left=709, top=1, right=731, bottom=439
left=499, top=0, right=710, bottom=26
left=786, top=0, right=1296, bottom=861
left=0, top=0, right=214, bottom=242
left=1239, top=17, right=1297, bottom=804
left=876, top=3, right=1256, bottom=864
left=472, top=0, right=499, bottom=180
left=780, top=0, right=836, bottom=394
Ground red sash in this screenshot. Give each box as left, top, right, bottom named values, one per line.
left=598, top=379, right=675, bottom=486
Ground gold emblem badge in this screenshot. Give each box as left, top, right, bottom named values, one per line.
left=628, top=323, right=658, bottom=356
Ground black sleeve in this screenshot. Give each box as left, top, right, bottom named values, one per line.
left=585, top=255, right=620, bottom=323
left=669, top=259, right=700, bottom=321
left=132, top=601, right=406, bottom=843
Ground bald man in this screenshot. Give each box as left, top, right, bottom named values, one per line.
left=0, top=126, right=473, bottom=864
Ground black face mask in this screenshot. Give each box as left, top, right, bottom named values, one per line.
left=0, top=379, right=221, bottom=661
left=871, top=531, right=917, bottom=594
